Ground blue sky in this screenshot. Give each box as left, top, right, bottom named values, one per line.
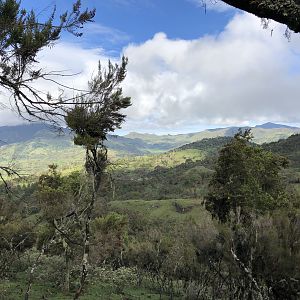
left=21, top=0, right=236, bottom=53
left=1, top=1, right=300, bottom=133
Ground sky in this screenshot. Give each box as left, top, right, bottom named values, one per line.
left=1, top=0, right=300, bottom=134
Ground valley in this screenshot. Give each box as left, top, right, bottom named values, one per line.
left=0, top=122, right=299, bottom=176
left=1, top=123, right=300, bottom=299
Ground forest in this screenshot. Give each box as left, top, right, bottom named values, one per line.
left=1, top=0, right=300, bottom=299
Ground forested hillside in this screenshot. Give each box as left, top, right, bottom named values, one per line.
left=0, top=123, right=299, bottom=175
left=263, top=134, right=300, bottom=168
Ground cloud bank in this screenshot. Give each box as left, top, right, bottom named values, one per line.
left=1, top=13, right=300, bottom=132
left=122, top=13, right=300, bottom=131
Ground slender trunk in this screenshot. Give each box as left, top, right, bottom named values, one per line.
left=74, top=147, right=106, bottom=299
left=230, top=247, right=263, bottom=300
left=24, top=244, right=46, bottom=300
left=74, top=174, right=99, bottom=299
left=73, top=196, right=94, bottom=299
left=64, top=246, right=70, bottom=293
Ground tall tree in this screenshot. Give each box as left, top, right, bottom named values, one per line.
left=205, top=129, right=289, bottom=224
left=65, top=56, right=131, bottom=299
left=205, top=129, right=291, bottom=299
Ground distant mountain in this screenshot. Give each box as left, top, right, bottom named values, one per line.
left=1, top=122, right=299, bottom=149
left=124, top=123, right=300, bottom=146
left=0, top=124, right=169, bottom=156
left=0, top=123, right=52, bottom=146
left=0, top=123, right=299, bottom=175
left=178, top=137, right=232, bottom=152
left=255, top=122, right=299, bottom=130
left=0, top=124, right=176, bottom=174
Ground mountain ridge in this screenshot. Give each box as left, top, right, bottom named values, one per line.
left=0, top=122, right=299, bottom=146
left=0, top=122, right=299, bottom=175
left=255, top=122, right=299, bottom=129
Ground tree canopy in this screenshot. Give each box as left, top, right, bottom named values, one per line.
left=0, top=0, right=95, bottom=185
left=0, top=0, right=95, bottom=122
left=205, top=129, right=289, bottom=223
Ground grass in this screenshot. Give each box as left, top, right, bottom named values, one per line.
left=114, top=149, right=204, bottom=172
left=109, top=198, right=211, bottom=224
left=0, top=279, right=173, bottom=300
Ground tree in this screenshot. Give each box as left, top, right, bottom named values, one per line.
left=0, top=0, right=95, bottom=185
left=205, top=129, right=289, bottom=224
left=65, top=56, right=131, bottom=299
left=205, top=129, right=292, bottom=299
left=220, top=0, right=300, bottom=34
left=0, top=0, right=95, bottom=121
left=37, top=165, right=81, bottom=294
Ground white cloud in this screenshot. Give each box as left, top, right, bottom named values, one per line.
left=121, top=13, right=300, bottom=131
left=84, top=23, right=130, bottom=44
left=1, top=12, right=300, bottom=133
left=0, top=44, right=111, bottom=126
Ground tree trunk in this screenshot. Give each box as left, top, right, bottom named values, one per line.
left=221, top=0, right=300, bottom=33
left=24, top=245, right=46, bottom=300
left=73, top=202, right=93, bottom=299
left=64, top=246, right=70, bottom=293
left=74, top=173, right=100, bottom=299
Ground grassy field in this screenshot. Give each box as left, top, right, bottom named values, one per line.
left=114, top=149, right=204, bottom=172
left=109, top=198, right=210, bottom=224
left=0, top=277, right=174, bottom=300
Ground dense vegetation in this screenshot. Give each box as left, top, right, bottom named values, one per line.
left=1, top=130, right=300, bottom=299
left=1, top=0, right=300, bottom=299
left=263, top=134, right=300, bottom=169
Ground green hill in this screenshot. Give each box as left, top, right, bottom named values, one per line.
left=108, top=138, right=226, bottom=201
left=0, top=136, right=85, bottom=175
left=125, top=124, right=300, bottom=147
left=263, top=134, right=300, bottom=169
left=0, top=125, right=172, bottom=175
left=0, top=123, right=299, bottom=175
left=108, top=134, right=300, bottom=201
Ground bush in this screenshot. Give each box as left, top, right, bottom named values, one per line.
left=93, top=266, right=138, bottom=294
left=20, top=250, right=66, bottom=288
